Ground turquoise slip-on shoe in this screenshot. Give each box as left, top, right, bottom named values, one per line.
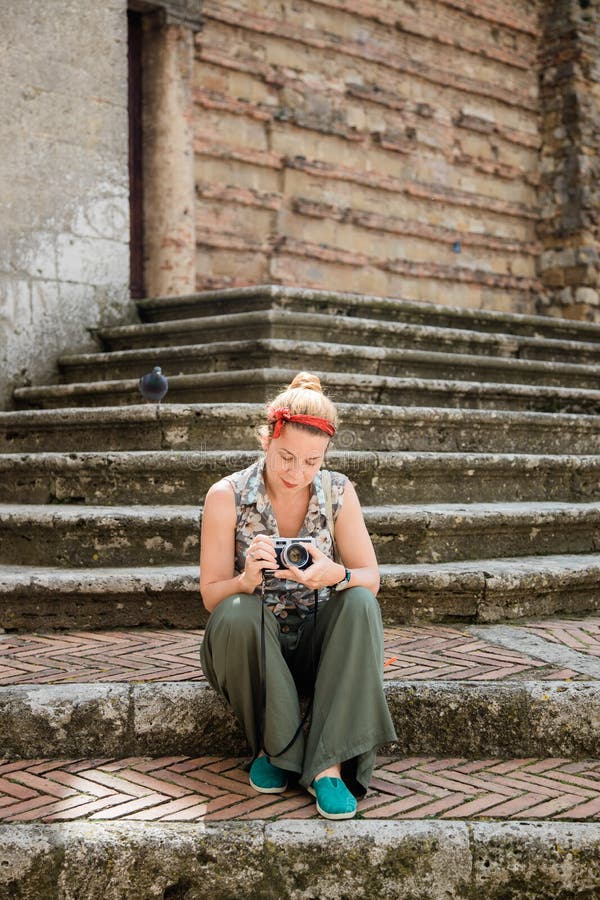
left=249, top=755, right=288, bottom=794
left=308, top=776, right=358, bottom=820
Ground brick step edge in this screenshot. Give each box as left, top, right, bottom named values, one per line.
left=1, top=556, right=599, bottom=630
left=1, top=680, right=599, bottom=759
left=2, top=820, right=599, bottom=899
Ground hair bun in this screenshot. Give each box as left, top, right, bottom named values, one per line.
left=289, top=371, right=323, bottom=393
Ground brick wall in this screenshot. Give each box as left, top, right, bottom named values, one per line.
left=538, top=0, right=600, bottom=322
left=192, top=0, right=543, bottom=314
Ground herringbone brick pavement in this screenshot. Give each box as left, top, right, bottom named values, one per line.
left=520, top=617, right=600, bottom=657
left=0, top=624, right=582, bottom=685
left=0, top=756, right=598, bottom=822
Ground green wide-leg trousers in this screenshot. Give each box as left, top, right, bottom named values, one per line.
left=200, top=586, right=397, bottom=796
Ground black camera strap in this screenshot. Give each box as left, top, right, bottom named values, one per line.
left=255, top=573, right=319, bottom=761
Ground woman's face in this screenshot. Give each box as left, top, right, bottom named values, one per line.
left=263, top=425, right=330, bottom=494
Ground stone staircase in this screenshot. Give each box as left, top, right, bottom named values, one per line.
left=1, top=284, right=600, bottom=897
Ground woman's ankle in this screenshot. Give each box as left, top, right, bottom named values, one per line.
left=315, top=764, right=341, bottom=781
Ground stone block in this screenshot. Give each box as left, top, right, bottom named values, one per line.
left=271, top=254, right=389, bottom=297
left=470, top=823, right=600, bottom=899
left=527, top=682, right=600, bottom=756
left=70, top=192, right=130, bottom=243
left=195, top=200, right=274, bottom=237
left=196, top=109, right=269, bottom=150
left=196, top=61, right=277, bottom=106
left=0, top=684, right=131, bottom=758
left=7, top=229, right=58, bottom=281
left=576, top=286, right=600, bottom=306
left=196, top=248, right=269, bottom=282
left=55, top=234, right=129, bottom=287
left=195, top=156, right=281, bottom=193
left=133, top=682, right=248, bottom=756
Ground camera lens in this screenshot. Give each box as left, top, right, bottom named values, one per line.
left=281, top=542, right=310, bottom=569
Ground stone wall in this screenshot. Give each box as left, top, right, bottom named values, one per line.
left=0, top=0, right=134, bottom=410
left=192, top=0, right=543, bottom=313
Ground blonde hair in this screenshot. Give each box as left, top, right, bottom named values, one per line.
left=259, top=372, right=338, bottom=442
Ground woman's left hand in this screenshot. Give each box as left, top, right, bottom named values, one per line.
left=274, top=543, right=344, bottom=590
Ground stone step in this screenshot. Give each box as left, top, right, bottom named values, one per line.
left=135, top=284, right=600, bottom=345
left=12, top=367, right=600, bottom=413
left=1, top=617, right=599, bottom=889
left=0, top=819, right=598, bottom=899
left=0, top=618, right=599, bottom=760
left=97, top=309, right=600, bottom=363
left=1, top=554, right=599, bottom=630
left=2, top=403, right=600, bottom=455
left=59, top=338, right=600, bottom=389
left=2, top=450, right=600, bottom=506
left=2, top=501, right=600, bottom=567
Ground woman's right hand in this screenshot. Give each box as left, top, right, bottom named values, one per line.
left=242, top=533, right=277, bottom=590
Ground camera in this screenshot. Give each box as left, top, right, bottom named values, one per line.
left=264, top=537, right=315, bottom=573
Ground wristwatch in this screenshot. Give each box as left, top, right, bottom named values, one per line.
left=335, top=567, right=351, bottom=591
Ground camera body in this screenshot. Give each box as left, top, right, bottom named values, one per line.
left=265, top=537, right=315, bottom=573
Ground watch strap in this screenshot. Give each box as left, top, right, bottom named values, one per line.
left=335, top=567, right=351, bottom=591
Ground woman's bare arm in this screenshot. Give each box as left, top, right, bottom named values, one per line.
left=199, top=480, right=252, bottom=612
left=332, top=479, right=380, bottom=596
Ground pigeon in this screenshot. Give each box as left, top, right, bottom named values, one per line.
left=138, top=366, right=168, bottom=404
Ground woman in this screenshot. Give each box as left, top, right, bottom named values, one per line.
left=200, top=372, right=397, bottom=819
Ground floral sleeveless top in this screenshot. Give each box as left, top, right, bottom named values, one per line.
left=225, top=456, right=347, bottom=619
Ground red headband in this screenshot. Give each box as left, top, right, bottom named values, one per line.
left=267, top=406, right=336, bottom=440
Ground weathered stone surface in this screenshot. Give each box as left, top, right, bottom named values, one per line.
left=137, top=284, right=600, bottom=341
left=2, top=500, right=599, bottom=567
left=1, top=552, right=599, bottom=631
left=476, top=555, right=600, bottom=622
left=2, top=680, right=600, bottom=760
left=0, top=821, right=599, bottom=899
left=98, top=307, right=600, bottom=363
left=12, top=368, right=600, bottom=414
left=132, top=682, right=247, bottom=757
left=0, top=504, right=201, bottom=567
left=3, top=403, right=600, bottom=456
left=0, top=827, right=64, bottom=900
left=469, top=822, right=600, bottom=899
left=56, top=822, right=266, bottom=900
left=55, top=338, right=600, bottom=396
left=0, top=684, right=131, bottom=758
left=57, top=337, right=600, bottom=389
left=0, top=563, right=202, bottom=631
left=526, top=682, right=600, bottom=757
left=2, top=449, right=600, bottom=507
left=263, top=820, right=472, bottom=900
left=368, top=502, right=600, bottom=564
left=0, top=0, right=133, bottom=411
